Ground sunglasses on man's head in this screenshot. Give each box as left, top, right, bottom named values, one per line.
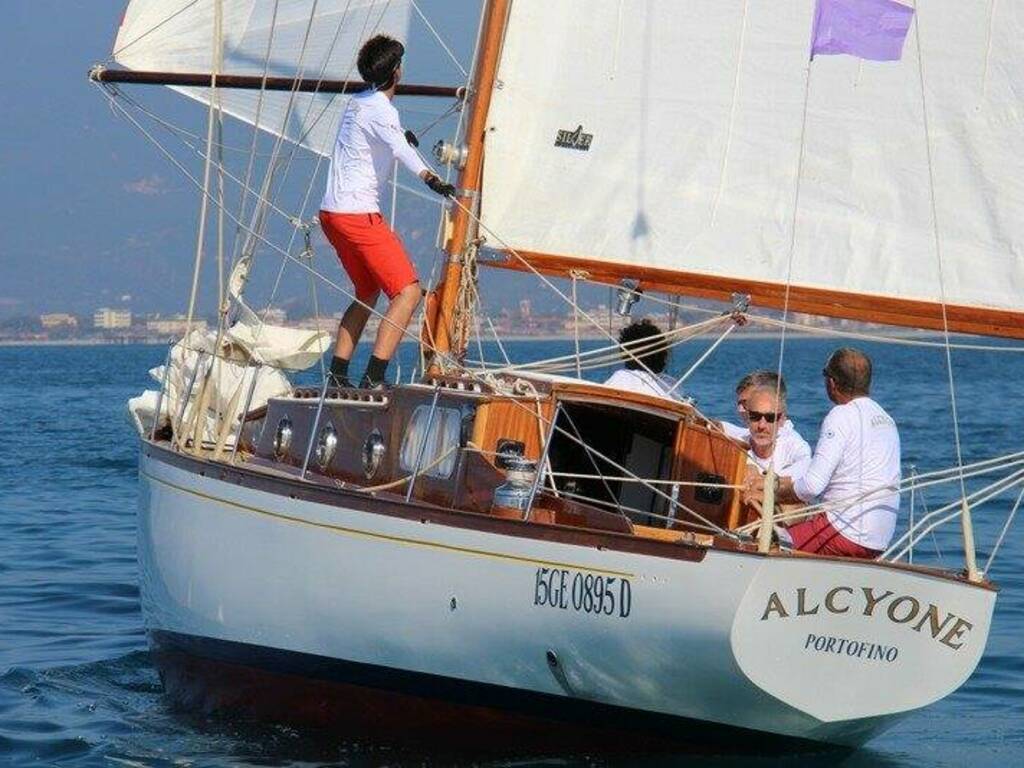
left=747, top=410, right=781, bottom=424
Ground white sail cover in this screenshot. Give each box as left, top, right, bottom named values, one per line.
left=127, top=318, right=330, bottom=442
left=480, top=1, right=1024, bottom=328
left=113, top=0, right=413, bottom=155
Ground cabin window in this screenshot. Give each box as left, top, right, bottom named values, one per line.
left=399, top=405, right=462, bottom=479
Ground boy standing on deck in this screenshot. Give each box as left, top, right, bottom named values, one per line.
left=320, top=34, right=454, bottom=389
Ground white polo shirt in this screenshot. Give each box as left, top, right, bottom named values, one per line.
left=721, top=420, right=812, bottom=477
left=321, top=90, right=428, bottom=214
left=603, top=369, right=681, bottom=401
left=793, top=397, right=901, bottom=551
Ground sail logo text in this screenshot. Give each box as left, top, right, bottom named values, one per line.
left=554, top=125, right=593, bottom=151
left=760, top=587, right=973, bottom=651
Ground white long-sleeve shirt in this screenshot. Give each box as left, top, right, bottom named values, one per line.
left=720, top=420, right=813, bottom=477
left=321, top=90, right=428, bottom=214
left=603, top=369, right=682, bottom=401
left=793, top=397, right=901, bottom=551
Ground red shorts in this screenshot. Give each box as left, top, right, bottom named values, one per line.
left=319, top=210, right=417, bottom=301
left=786, top=513, right=882, bottom=559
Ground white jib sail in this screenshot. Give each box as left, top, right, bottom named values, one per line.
left=480, top=0, right=1024, bottom=319
left=112, top=0, right=414, bottom=156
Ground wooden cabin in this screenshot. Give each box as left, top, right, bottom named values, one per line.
left=240, top=374, right=752, bottom=546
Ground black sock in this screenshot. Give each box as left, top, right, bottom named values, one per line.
left=329, top=356, right=351, bottom=386
left=361, top=355, right=389, bottom=387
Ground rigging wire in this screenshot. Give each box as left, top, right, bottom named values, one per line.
left=410, top=0, right=470, bottom=78
left=733, top=452, right=1024, bottom=540
left=984, top=482, right=1024, bottom=575
left=886, top=469, right=1024, bottom=563
left=256, top=0, right=372, bottom=334
left=109, top=0, right=203, bottom=62
left=911, top=0, right=979, bottom=580
left=115, top=76, right=1019, bottom=550
left=227, top=0, right=281, bottom=282
left=106, top=88, right=1024, bottom=551
left=99, top=7, right=1024, bottom=556
left=709, top=0, right=750, bottom=227
left=547, top=268, right=1024, bottom=354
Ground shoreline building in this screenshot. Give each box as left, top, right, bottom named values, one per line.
left=40, top=313, right=79, bottom=330
left=93, top=307, right=132, bottom=330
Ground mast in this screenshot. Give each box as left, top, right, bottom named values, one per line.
left=428, top=0, right=510, bottom=365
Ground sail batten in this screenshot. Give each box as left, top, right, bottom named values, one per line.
left=478, top=0, right=1024, bottom=336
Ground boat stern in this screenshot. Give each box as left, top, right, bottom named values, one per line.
left=729, top=556, right=996, bottom=738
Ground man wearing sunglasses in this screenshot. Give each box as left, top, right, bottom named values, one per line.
left=747, top=347, right=901, bottom=559
left=720, top=371, right=810, bottom=474
left=743, top=385, right=811, bottom=477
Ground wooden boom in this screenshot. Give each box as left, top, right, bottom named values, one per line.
left=88, top=65, right=463, bottom=98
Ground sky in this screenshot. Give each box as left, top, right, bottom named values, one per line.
left=0, top=0, right=566, bottom=321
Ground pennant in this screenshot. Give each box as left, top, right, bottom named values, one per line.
left=810, top=0, right=915, bottom=61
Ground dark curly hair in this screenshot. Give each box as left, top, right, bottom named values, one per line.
left=357, top=34, right=405, bottom=89
left=618, top=319, right=668, bottom=373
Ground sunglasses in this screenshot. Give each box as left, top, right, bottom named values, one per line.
left=747, top=410, right=781, bottom=424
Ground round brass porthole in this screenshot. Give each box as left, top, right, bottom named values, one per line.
left=362, top=430, right=386, bottom=479
left=273, top=418, right=293, bottom=459
left=315, top=423, right=338, bottom=469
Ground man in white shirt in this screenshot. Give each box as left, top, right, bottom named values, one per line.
left=741, top=385, right=812, bottom=477
left=719, top=371, right=810, bottom=474
left=602, top=319, right=681, bottom=400
left=747, top=348, right=901, bottom=559
left=319, top=35, right=454, bottom=388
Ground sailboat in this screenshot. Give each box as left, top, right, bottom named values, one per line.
left=89, top=0, right=1024, bottom=750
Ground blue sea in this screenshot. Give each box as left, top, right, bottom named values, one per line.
left=1, top=337, right=1022, bottom=767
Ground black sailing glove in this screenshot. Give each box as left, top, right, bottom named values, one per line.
left=424, top=172, right=456, bottom=198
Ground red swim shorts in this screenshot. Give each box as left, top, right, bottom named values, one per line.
left=319, top=210, right=418, bottom=301
left=786, top=513, right=882, bottom=559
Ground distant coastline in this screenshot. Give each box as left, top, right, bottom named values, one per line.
left=0, top=328, right=951, bottom=348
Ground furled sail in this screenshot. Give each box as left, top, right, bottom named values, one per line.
left=479, top=0, right=1024, bottom=337
left=112, top=0, right=414, bottom=156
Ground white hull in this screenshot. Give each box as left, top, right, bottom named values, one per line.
left=138, top=446, right=996, bottom=748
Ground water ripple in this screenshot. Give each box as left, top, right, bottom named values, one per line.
left=1, top=342, right=1022, bottom=766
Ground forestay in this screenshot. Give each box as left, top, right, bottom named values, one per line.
left=479, top=0, right=1024, bottom=337
left=112, top=0, right=413, bottom=156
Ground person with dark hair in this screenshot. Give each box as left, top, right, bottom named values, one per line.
left=319, top=34, right=455, bottom=389
left=602, top=319, right=680, bottom=400
left=745, top=347, right=901, bottom=559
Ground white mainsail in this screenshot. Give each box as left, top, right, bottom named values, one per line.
left=479, top=0, right=1024, bottom=336
left=112, top=0, right=414, bottom=156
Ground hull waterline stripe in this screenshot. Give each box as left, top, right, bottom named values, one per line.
left=149, top=629, right=833, bottom=751
left=142, top=469, right=635, bottom=577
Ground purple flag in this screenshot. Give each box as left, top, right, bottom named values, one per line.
left=810, top=0, right=914, bottom=61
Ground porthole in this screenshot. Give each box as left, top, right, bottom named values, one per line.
left=362, top=430, right=386, bottom=479
left=273, top=418, right=293, bottom=459
left=315, top=423, right=338, bottom=468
